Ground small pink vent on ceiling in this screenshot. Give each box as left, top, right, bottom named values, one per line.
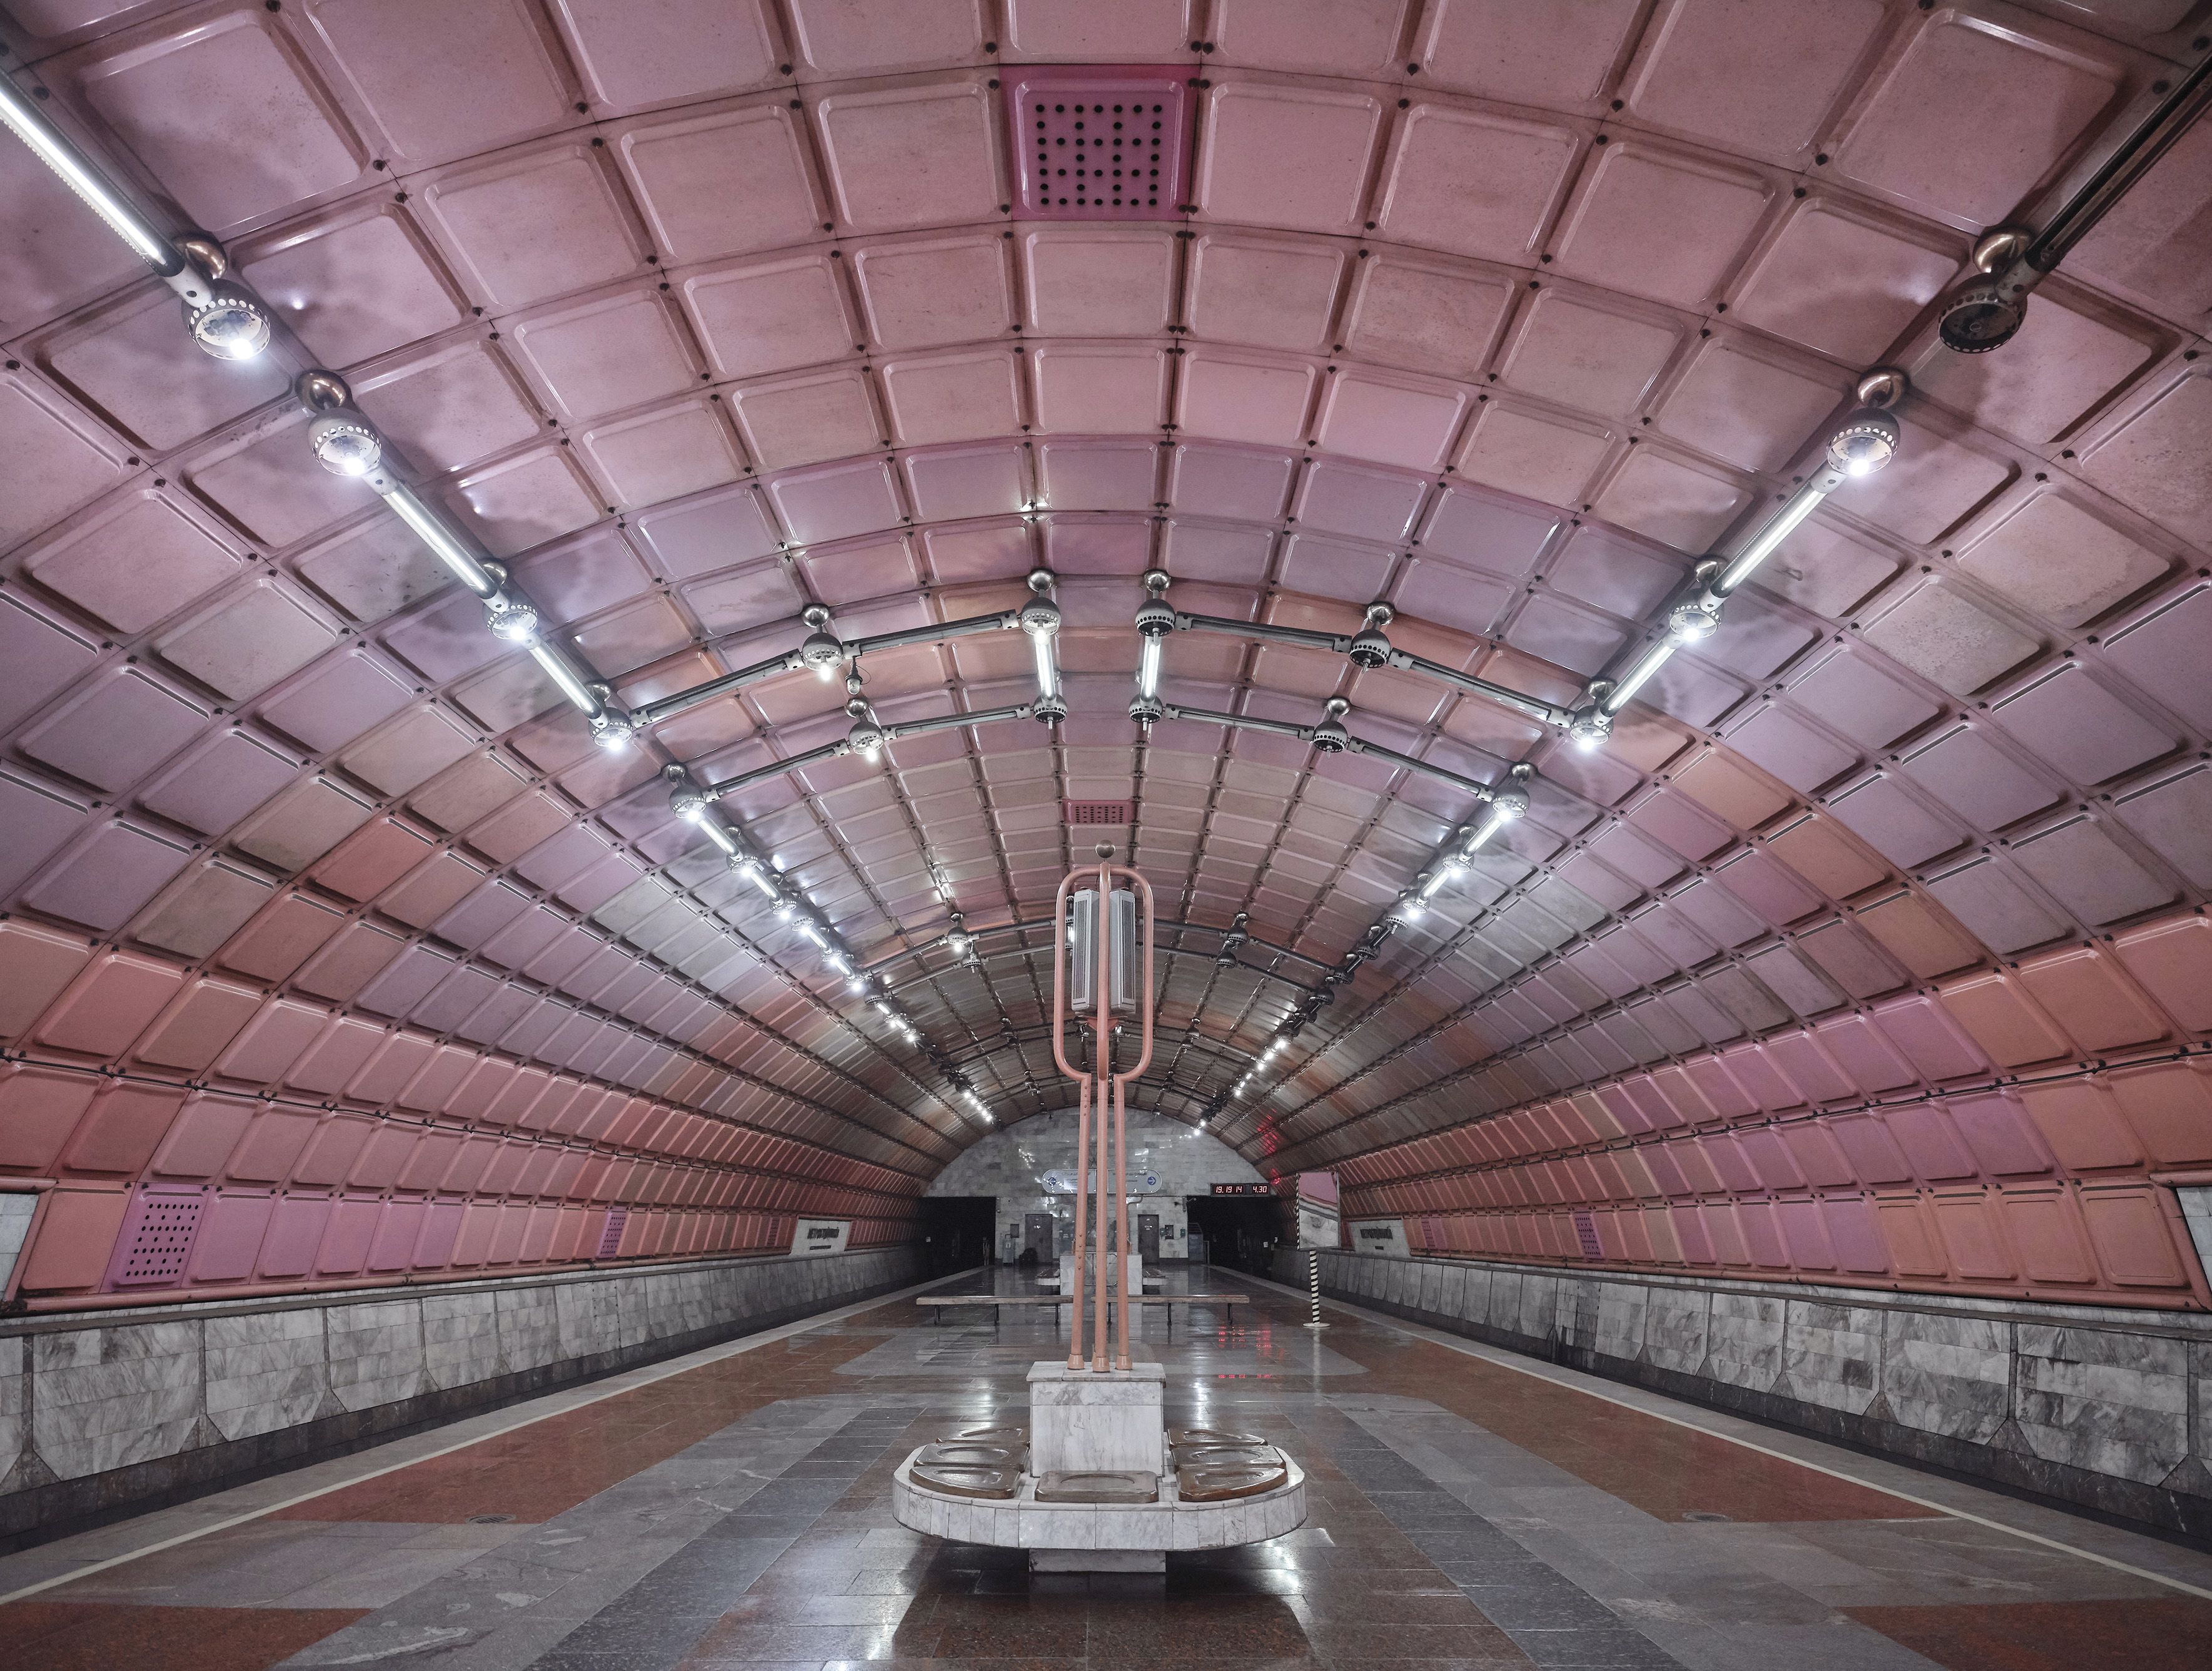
left=1006, top=66, right=1190, bottom=220
left=596, top=1206, right=629, bottom=1258
left=1065, top=799, right=1134, bottom=826
left=109, top=1189, right=205, bottom=1288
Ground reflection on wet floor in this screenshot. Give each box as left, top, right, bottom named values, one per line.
left=3, top=1269, right=2210, bottom=1670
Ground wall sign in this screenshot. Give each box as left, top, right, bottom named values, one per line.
left=1041, top=1169, right=1159, bottom=1194
left=1349, top=1218, right=1410, bottom=1258
left=791, top=1218, right=851, bottom=1256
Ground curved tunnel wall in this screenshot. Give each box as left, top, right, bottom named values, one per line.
left=1, top=2, right=2211, bottom=1330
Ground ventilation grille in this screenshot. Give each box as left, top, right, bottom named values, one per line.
left=1006, top=67, right=1190, bottom=220
left=1571, top=1210, right=1604, bottom=1260
left=1064, top=798, right=1133, bottom=826
left=596, top=1206, right=629, bottom=1258
left=113, top=1190, right=205, bottom=1287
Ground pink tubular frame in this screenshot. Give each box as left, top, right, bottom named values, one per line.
left=1049, top=858, right=1155, bottom=1373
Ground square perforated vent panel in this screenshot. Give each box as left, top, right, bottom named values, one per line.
left=1065, top=799, right=1134, bottom=826
left=1006, top=66, right=1189, bottom=220
left=110, top=1189, right=205, bottom=1287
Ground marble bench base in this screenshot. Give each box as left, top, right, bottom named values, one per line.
left=890, top=1450, right=1307, bottom=1574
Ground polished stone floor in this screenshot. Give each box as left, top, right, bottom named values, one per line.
left=3, top=1267, right=2210, bottom=1670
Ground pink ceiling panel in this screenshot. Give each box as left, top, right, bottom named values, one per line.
left=308, top=0, right=575, bottom=169
left=559, top=0, right=782, bottom=111
left=814, top=80, right=1003, bottom=233
left=1829, top=11, right=2125, bottom=228
left=616, top=103, right=821, bottom=265
left=24, top=488, right=245, bottom=636
left=1551, top=141, right=1773, bottom=311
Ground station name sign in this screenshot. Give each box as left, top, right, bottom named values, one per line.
left=1210, top=1182, right=1273, bottom=1197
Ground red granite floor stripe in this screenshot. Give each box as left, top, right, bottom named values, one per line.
left=1846, top=1597, right=2212, bottom=1669
left=0, top=1602, right=369, bottom=1671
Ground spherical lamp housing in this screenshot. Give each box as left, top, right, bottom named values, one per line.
left=1826, top=406, right=1902, bottom=478
left=306, top=411, right=382, bottom=477
left=185, top=280, right=271, bottom=361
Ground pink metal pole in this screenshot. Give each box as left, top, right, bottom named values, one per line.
left=1065, top=1075, right=1088, bottom=1370
left=1112, top=1075, right=1131, bottom=1371
left=1090, top=858, right=1113, bottom=1372
left=1047, top=871, right=1086, bottom=1370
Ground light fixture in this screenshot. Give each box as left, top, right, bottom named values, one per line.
left=1605, top=640, right=1676, bottom=710
left=1300, top=697, right=1346, bottom=754
left=483, top=589, right=538, bottom=644
left=1827, top=406, right=1900, bottom=479
left=845, top=695, right=885, bottom=759
left=739, top=860, right=782, bottom=901
left=528, top=642, right=598, bottom=712
left=0, top=71, right=181, bottom=269
left=666, top=767, right=709, bottom=823
left=1347, top=603, right=1394, bottom=669
left=183, top=275, right=270, bottom=362
left=697, top=819, right=739, bottom=857
left=306, top=410, right=381, bottom=476
left=586, top=693, right=636, bottom=752
left=797, top=604, right=843, bottom=679
left=1668, top=578, right=1726, bottom=642
left=1134, top=569, right=1173, bottom=703
left=1021, top=569, right=1065, bottom=723
left=382, top=484, right=497, bottom=595
left=848, top=973, right=869, bottom=993
left=796, top=920, right=827, bottom=948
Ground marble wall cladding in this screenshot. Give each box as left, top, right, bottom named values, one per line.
left=1782, top=1300, right=1887, bottom=1416
left=1705, top=1292, right=1789, bottom=1391
left=1, top=1245, right=922, bottom=1541
left=2013, top=1325, right=2191, bottom=1486
left=327, top=1300, right=428, bottom=1413
left=31, top=1320, right=202, bottom=1482
left=1881, top=1311, right=2011, bottom=1444
left=204, top=1308, right=330, bottom=1443
left=1288, top=1250, right=2212, bottom=1536
left=1642, top=1285, right=1710, bottom=1376
left=422, top=1291, right=502, bottom=1393
left=0, top=1336, right=25, bottom=1484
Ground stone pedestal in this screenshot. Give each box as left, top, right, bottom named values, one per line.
left=1028, top=1360, right=1164, bottom=1474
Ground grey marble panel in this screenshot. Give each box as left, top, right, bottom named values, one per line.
left=2014, top=1325, right=2188, bottom=1486
left=1705, top=1293, right=1786, bottom=1391
left=1782, top=1301, right=1887, bottom=1415
left=326, top=1300, right=426, bottom=1412
left=1880, top=1311, right=2010, bottom=1443
left=1593, top=1281, right=1648, bottom=1363
left=32, top=1320, right=203, bottom=1481
left=423, top=1291, right=502, bottom=1392
left=494, top=1284, right=562, bottom=1375
left=0, top=1335, right=23, bottom=1482
left=205, top=1307, right=329, bottom=1442
left=1642, top=1286, right=1709, bottom=1375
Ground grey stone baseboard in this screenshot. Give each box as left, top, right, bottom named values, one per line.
left=1279, top=1250, right=2212, bottom=1544
left=0, top=1245, right=925, bottom=1552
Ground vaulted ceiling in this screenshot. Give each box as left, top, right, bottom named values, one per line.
left=3, top=1, right=2210, bottom=1307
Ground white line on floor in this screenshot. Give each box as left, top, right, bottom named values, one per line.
left=1242, top=1269, right=2212, bottom=1604
left=0, top=1270, right=971, bottom=1607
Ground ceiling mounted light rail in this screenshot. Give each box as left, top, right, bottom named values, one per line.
left=1128, top=572, right=1572, bottom=731
left=626, top=587, right=1066, bottom=733
left=1563, top=370, right=1908, bottom=752
left=1937, top=44, right=2212, bottom=353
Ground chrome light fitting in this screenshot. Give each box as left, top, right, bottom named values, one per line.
left=0, top=66, right=179, bottom=269
left=1566, top=371, right=1907, bottom=747
left=0, top=66, right=278, bottom=362
left=175, top=237, right=272, bottom=362
left=1021, top=569, right=1066, bottom=723
left=1129, top=569, right=1173, bottom=724
left=1936, top=52, right=2211, bottom=355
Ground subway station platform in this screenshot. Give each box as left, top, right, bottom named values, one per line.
left=4, top=1268, right=2208, bottom=1671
